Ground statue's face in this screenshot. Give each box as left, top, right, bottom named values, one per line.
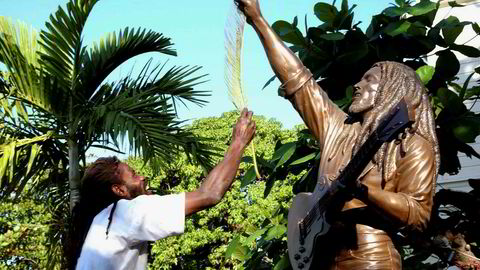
left=349, top=66, right=381, bottom=115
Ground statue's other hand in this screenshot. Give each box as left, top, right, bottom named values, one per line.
left=234, top=0, right=262, bottom=23
left=336, top=180, right=369, bottom=202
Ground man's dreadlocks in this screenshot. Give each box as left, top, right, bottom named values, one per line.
left=68, top=157, right=123, bottom=270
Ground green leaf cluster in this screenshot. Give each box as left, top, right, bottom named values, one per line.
left=0, top=198, right=58, bottom=270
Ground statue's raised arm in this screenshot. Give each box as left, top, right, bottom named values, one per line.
left=234, top=0, right=344, bottom=144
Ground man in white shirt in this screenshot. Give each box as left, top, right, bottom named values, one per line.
left=71, top=109, right=256, bottom=270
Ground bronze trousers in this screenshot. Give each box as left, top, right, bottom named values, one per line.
left=311, top=232, right=402, bottom=269
left=331, top=239, right=402, bottom=269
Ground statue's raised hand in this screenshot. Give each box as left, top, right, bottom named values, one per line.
left=234, top=0, right=262, bottom=23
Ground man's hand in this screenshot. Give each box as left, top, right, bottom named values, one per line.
left=232, top=108, right=256, bottom=149
left=234, top=0, right=262, bottom=23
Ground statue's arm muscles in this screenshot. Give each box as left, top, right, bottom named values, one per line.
left=364, top=137, right=436, bottom=232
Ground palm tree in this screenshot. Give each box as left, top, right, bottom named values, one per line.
left=0, top=0, right=216, bottom=210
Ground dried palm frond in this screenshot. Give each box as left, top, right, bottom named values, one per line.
left=224, top=5, right=260, bottom=179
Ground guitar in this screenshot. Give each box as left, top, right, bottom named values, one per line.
left=287, top=99, right=414, bottom=270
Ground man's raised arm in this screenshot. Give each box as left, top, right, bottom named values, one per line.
left=185, top=109, right=256, bottom=216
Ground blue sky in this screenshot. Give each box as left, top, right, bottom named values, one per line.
left=2, top=0, right=392, bottom=131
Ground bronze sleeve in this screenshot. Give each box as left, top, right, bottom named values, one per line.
left=279, top=67, right=346, bottom=147
left=392, top=137, right=436, bottom=231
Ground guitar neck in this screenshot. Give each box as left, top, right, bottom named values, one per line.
left=336, top=99, right=412, bottom=187
left=337, top=130, right=383, bottom=187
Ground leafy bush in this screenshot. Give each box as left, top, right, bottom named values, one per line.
left=0, top=199, right=53, bottom=270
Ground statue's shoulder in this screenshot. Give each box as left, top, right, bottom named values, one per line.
left=403, top=133, right=436, bottom=158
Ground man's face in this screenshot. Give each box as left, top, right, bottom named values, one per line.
left=116, top=163, right=149, bottom=199
left=349, top=66, right=381, bottom=115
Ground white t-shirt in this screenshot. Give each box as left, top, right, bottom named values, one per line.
left=76, top=193, right=185, bottom=270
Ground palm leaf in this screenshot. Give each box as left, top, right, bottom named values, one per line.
left=224, top=5, right=260, bottom=179
left=38, top=0, right=99, bottom=94
left=79, top=61, right=215, bottom=172
left=79, top=28, right=178, bottom=101
left=0, top=17, right=40, bottom=67
left=0, top=126, right=67, bottom=198
left=0, top=89, right=67, bottom=198
left=225, top=8, right=247, bottom=110
left=0, top=17, right=57, bottom=114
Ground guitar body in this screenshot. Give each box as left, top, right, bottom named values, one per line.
left=287, top=185, right=332, bottom=270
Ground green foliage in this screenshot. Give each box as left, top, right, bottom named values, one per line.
left=0, top=198, right=58, bottom=270
left=416, top=65, right=435, bottom=85
left=187, top=111, right=297, bottom=163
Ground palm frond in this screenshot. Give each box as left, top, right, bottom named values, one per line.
left=0, top=17, right=41, bottom=67
left=224, top=7, right=247, bottom=111
left=77, top=61, right=214, bottom=172
left=224, top=5, right=261, bottom=179
left=38, top=0, right=99, bottom=94
left=0, top=72, right=7, bottom=92
left=0, top=96, right=67, bottom=199
left=0, top=127, right=67, bottom=199
left=0, top=17, right=57, bottom=114
left=87, top=93, right=211, bottom=170
left=79, top=28, right=178, bottom=101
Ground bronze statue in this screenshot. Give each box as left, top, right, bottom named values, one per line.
left=234, top=0, right=439, bottom=269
